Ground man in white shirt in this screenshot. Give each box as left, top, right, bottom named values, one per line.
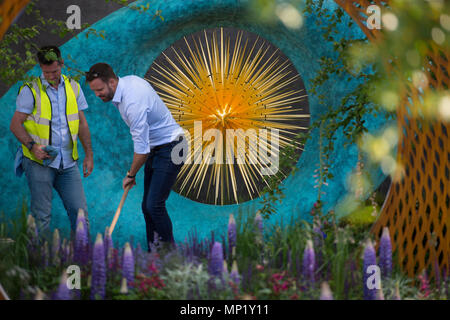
left=86, top=63, right=186, bottom=251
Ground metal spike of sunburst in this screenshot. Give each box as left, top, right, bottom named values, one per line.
left=147, top=27, right=309, bottom=205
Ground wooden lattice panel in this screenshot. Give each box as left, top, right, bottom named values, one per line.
left=335, top=0, right=449, bottom=279
left=0, top=0, right=30, bottom=39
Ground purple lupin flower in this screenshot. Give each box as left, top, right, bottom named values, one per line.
left=379, top=227, right=392, bottom=278
left=53, top=271, right=72, bottom=300
left=51, top=229, right=60, bottom=266
left=76, top=209, right=88, bottom=234
left=91, top=233, right=106, bottom=300
left=228, top=214, right=237, bottom=259
left=363, top=239, right=378, bottom=300
left=122, top=242, right=135, bottom=286
left=230, top=260, right=241, bottom=286
left=319, top=282, right=333, bottom=300
left=302, top=240, right=316, bottom=285
left=74, top=220, right=89, bottom=266
left=209, top=242, right=224, bottom=277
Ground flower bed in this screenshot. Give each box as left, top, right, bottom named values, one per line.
left=0, top=205, right=448, bottom=300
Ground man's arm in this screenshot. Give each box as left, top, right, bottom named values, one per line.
left=122, top=152, right=148, bottom=190
left=78, top=110, right=94, bottom=177
left=10, top=111, right=50, bottom=160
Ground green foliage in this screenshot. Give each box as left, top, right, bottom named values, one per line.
left=159, top=263, right=211, bottom=299
left=340, top=205, right=377, bottom=227
left=0, top=0, right=163, bottom=86
left=258, top=132, right=306, bottom=219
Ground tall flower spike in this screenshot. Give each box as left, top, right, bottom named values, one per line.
left=379, top=227, right=392, bottom=278
left=34, top=288, right=46, bottom=300
left=74, top=220, right=89, bottom=266
left=228, top=214, right=237, bottom=259
left=223, top=260, right=229, bottom=276
left=76, top=209, right=88, bottom=232
left=122, top=242, right=135, bottom=286
left=51, top=229, right=60, bottom=266
left=302, top=239, right=316, bottom=285
left=120, top=277, right=128, bottom=294
left=230, top=260, right=241, bottom=286
left=209, top=242, right=224, bottom=277
left=91, top=233, right=106, bottom=300
left=254, top=212, right=264, bottom=244
left=363, top=239, right=378, bottom=300
left=319, top=282, right=333, bottom=300
left=26, top=214, right=39, bottom=247
left=104, top=227, right=114, bottom=269
left=54, top=270, right=72, bottom=300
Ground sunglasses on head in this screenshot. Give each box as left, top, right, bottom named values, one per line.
left=85, top=71, right=102, bottom=81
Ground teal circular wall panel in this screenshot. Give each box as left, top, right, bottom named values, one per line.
left=0, top=0, right=389, bottom=246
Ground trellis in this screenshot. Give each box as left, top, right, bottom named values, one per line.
left=335, top=0, right=449, bottom=279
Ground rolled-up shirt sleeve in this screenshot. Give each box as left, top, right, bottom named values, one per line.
left=16, top=86, right=34, bottom=114
left=76, top=86, right=89, bottom=111
left=125, top=103, right=150, bottom=154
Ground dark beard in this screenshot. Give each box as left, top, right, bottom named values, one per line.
left=101, top=86, right=114, bottom=102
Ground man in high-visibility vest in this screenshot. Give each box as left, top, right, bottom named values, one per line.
left=10, top=46, right=94, bottom=240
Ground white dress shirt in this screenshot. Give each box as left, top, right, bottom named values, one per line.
left=112, top=75, right=184, bottom=154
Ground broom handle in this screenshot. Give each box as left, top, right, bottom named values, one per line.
left=109, top=184, right=131, bottom=236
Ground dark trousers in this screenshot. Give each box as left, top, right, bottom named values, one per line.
left=142, top=138, right=185, bottom=251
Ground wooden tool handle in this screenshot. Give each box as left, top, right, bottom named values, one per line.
left=109, top=185, right=131, bottom=236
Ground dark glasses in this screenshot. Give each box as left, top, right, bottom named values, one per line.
left=85, top=71, right=102, bottom=81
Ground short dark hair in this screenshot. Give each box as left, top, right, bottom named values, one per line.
left=37, top=46, right=62, bottom=65
left=86, top=63, right=118, bottom=83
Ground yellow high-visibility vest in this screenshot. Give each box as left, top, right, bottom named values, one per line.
left=19, top=75, right=80, bottom=164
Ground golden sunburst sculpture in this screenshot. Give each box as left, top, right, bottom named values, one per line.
left=146, top=27, right=309, bottom=205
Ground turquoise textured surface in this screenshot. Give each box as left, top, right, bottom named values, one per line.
left=0, top=0, right=390, bottom=247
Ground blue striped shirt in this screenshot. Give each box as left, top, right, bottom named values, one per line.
left=16, top=74, right=88, bottom=169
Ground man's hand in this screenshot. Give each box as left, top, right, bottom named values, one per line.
left=122, top=175, right=136, bottom=190
left=32, top=144, right=51, bottom=161
left=83, top=154, right=94, bottom=177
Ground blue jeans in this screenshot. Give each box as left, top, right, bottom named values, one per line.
left=142, top=138, right=185, bottom=251
left=22, top=157, right=88, bottom=240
